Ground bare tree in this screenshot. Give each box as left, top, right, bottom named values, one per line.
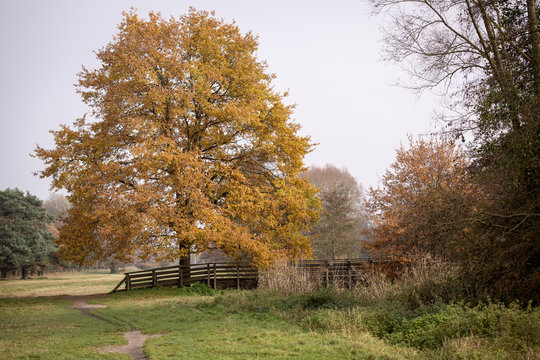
left=303, top=165, right=369, bottom=259
left=43, top=193, right=71, bottom=219
left=371, top=0, right=540, bottom=132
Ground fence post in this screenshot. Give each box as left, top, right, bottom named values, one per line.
left=179, top=265, right=183, bottom=288
left=325, top=261, right=329, bottom=288
left=213, top=263, right=217, bottom=290
left=236, top=264, right=240, bottom=290
left=347, top=261, right=352, bottom=289
left=207, top=264, right=210, bottom=287
left=152, top=269, right=157, bottom=287
left=126, top=274, right=131, bottom=291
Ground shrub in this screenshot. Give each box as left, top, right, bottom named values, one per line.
left=179, top=282, right=217, bottom=296
left=361, top=301, right=540, bottom=351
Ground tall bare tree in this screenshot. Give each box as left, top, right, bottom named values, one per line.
left=371, top=0, right=539, bottom=117
left=303, top=165, right=368, bottom=259
left=43, top=193, right=71, bottom=219
left=371, top=0, right=540, bottom=300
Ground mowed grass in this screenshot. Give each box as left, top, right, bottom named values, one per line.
left=0, top=271, right=128, bottom=359
left=0, top=270, right=125, bottom=297
left=0, top=296, right=127, bottom=360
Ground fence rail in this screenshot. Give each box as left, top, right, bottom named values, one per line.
left=111, top=257, right=387, bottom=293
left=111, top=262, right=258, bottom=292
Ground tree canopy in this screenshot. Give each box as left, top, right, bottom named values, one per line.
left=367, top=138, right=486, bottom=262
left=35, top=9, right=319, bottom=267
left=0, top=189, right=56, bottom=278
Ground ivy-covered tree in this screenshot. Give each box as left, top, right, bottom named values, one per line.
left=0, top=189, right=56, bottom=279
left=34, top=9, right=319, bottom=268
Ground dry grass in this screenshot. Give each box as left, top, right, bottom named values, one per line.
left=259, top=257, right=461, bottom=306
left=0, top=270, right=125, bottom=297
left=258, top=260, right=321, bottom=295
left=353, top=257, right=463, bottom=306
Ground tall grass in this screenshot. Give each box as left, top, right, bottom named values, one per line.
left=258, top=260, right=320, bottom=295
left=353, top=258, right=469, bottom=308
left=259, top=258, right=467, bottom=307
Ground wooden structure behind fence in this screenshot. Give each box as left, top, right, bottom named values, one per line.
left=111, top=257, right=386, bottom=293
left=293, top=258, right=388, bottom=288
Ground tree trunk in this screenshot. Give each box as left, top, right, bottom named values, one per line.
left=527, top=0, right=540, bottom=101
left=1, top=268, right=6, bottom=279
left=21, top=267, right=28, bottom=280
left=179, top=246, right=191, bottom=284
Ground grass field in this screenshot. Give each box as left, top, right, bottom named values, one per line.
left=0, top=270, right=124, bottom=297
left=1, top=271, right=538, bottom=359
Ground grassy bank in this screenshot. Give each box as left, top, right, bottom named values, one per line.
left=91, top=286, right=416, bottom=359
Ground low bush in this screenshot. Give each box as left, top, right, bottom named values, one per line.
left=325, top=300, right=540, bottom=353
left=178, top=282, right=217, bottom=296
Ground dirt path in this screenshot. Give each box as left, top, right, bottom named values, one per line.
left=98, top=331, right=161, bottom=360
left=66, top=294, right=161, bottom=360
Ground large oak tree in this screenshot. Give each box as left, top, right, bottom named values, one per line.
left=35, top=10, right=319, bottom=267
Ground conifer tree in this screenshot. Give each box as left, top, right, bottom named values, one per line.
left=0, top=189, right=56, bottom=279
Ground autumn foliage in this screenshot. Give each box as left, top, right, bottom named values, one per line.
left=35, top=10, right=319, bottom=267
left=366, top=138, right=487, bottom=263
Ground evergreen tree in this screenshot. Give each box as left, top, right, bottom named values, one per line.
left=0, top=189, right=56, bottom=279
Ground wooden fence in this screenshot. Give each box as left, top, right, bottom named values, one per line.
left=111, top=257, right=387, bottom=293
left=111, top=262, right=258, bottom=292
left=291, top=258, right=389, bottom=288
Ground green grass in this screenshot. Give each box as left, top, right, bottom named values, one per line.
left=0, top=296, right=126, bottom=359
left=1, top=271, right=538, bottom=359
left=91, top=287, right=415, bottom=359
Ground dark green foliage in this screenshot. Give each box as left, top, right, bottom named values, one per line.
left=179, top=282, right=217, bottom=296
left=450, top=1, right=540, bottom=302
left=361, top=301, right=540, bottom=351
left=296, top=287, right=357, bottom=310
left=0, top=188, right=56, bottom=278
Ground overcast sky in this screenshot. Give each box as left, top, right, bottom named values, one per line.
left=0, top=0, right=439, bottom=200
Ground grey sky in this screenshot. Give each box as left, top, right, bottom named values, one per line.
left=0, top=0, right=437, bottom=200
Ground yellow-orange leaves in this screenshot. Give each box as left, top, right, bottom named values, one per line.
left=35, top=9, right=318, bottom=267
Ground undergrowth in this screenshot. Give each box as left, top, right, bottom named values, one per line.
left=237, top=260, right=540, bottom=359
